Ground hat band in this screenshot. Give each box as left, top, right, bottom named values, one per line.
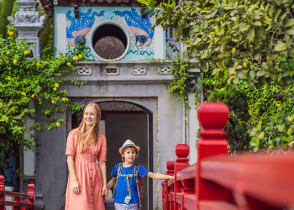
left=123, top=143, right=137, bottom=148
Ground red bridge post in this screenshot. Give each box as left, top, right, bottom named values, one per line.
left=162, top=177, right=168, bottom=210
left=13, top=194, right=20, bottom=210
left=168, top=161, right=175, bottom=210
left=0, top=176, right=4, bottom=210
left=167, top=161, right=175, bottom=210
left=25, top=184, right=35, bottom=210
left=162, top=161, right=175, bottom=210
left=196, top=102, right=231, bottom=208
left=174, top=144, right=190, bottom=210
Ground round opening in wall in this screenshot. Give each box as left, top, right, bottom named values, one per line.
left=92, top=23, right=129, bottom=61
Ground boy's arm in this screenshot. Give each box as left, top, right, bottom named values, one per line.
left=147, top=172, right=174, bottom=180
left=106, top=177, right=116, bottom=190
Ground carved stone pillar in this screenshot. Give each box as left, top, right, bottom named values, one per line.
left=8, top=0, right=45, bottom=57
left=8, top=2, right=45, bottom=205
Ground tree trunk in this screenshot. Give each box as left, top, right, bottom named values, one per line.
left=0, top=0, right=16, bottom=37
left=0, top=1, right=3, bottom=14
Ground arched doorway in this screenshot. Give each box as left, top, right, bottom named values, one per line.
left=71, top=101, right=153, bottom=210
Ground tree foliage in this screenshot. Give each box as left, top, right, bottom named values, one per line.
left=0, top=25, right=85, bottom=168
left=139, top=0, right=294, bottom=152
left=0, top=0, right=16, bottom=37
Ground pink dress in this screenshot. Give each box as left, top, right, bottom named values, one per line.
left=65, top=128, right=107, bottom=210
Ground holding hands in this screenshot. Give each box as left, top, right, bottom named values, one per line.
left=102, top=185, right=109, bottom=197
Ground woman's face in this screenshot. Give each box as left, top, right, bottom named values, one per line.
left=83, top=105, right=97, bottom=127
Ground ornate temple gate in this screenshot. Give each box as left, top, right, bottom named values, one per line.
left=35, top=61, right=186, bottom=210
left=6, top=0, right=198, bottom=209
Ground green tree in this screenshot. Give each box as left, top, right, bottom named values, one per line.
left=0, top=0, right=16, bottom=37
left=139, top=0, right=294, bottom=152
left=0, top=25, right=86, bottom=168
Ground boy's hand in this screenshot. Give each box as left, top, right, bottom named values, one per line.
left=169, top=175, right=175, bottom=180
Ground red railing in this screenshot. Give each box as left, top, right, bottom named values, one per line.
left=0, top=175, right=35, bottom=210
left=162, top=102, right=294, bottom=210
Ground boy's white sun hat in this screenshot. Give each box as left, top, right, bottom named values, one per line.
left=119, top=139, right=140, bottom=154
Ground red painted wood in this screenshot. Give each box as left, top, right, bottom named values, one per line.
left=174, top=144, right=190, bottom=210
left=197, top=102, right=232, bottom=209
left=0, top=176, right=34, bottom=210
left=0, top=176, right=4, bottom=210
left=162, top=102, right=294, bottom=210
left=176, top=164, right=196, bottom=181
left=167, top=161, right=175, bottom=175
left=163, top=161, right=176, bottom=210
left=183, top=194, right=196, bottom=210
left=199, top=201, right=238, bottom=210
left=25, top=184, right=35, bottom=210
left=13, top=195, right=20, bottom=210
left=201, top=152, right=294, bottom=208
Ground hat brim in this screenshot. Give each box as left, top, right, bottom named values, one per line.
left=119, top=145, right=140, bottom=155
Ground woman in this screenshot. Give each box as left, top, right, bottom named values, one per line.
left=65, top=103, right=108, bottom=210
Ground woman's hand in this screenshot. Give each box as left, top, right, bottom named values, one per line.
left=72, top=179, right=81, bottom=194
left=102, top=185, right=109, bottom=197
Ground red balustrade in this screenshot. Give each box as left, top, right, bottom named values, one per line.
left=162, top=102, right=294, bottom=210
left=0, top=176, right=35, bottom=210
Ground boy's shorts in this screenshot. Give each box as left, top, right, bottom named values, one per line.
left=114, top=203, right=138, bottom=210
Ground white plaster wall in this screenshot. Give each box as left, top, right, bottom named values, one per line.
left=55, top=13, right=67, bottom=54
left=23, top=112, right=35, bottom=178
left=154, top=26, right=165, bottom=59
left=188, top=93, right=198, bottom=164
left=23, top=148, right=35, bottom=176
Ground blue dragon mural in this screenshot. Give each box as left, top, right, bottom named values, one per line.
left=114, top=8, right=154, bottom=48
left=66, top=8, right=104, bottom=46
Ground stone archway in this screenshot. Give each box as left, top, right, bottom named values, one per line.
left=70, top=100, right=153, bottom=210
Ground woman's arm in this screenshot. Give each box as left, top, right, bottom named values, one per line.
left=66, top=156, right=80, bottom=194
left=147, top=172, right=174, bottom=180
left=98, top=161, right=107, bottom=186
left=98, top=161, right=108, bottom=196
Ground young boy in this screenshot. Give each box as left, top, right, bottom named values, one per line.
left=106, top=139, right=174, bottom=210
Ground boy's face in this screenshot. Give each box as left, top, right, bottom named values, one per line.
left=122, top=147, right=137, bottom=164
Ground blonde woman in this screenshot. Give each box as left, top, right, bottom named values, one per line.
left=65, top=103, right=108, bottom=210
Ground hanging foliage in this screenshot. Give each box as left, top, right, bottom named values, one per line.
left=0, top=25, right=86, bottom=168
left=139, top=0, right=294, bottom=152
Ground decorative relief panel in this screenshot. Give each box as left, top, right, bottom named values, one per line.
left=105, top=66, right=119, bottom=75
left=158, top=66, right=172, bottom=75
left=56, top=7, right=155, bottom=62
left=132, top=67, right=146, bottom=75
left=77, top=67, right=92, bottom=76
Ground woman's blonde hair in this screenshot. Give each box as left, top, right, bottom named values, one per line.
left=77, top=103, right=101, bottom=152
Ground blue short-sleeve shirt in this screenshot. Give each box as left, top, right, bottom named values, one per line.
left=111, top=163, right=149, bottom=204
